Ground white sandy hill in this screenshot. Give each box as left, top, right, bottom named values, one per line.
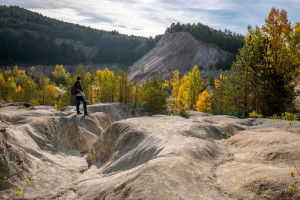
left=127, top=32, right=231, bottom=82
left=0, top=104, right=300, bottom=199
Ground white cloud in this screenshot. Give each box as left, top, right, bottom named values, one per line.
left=2, top=0, right=299, bottom=37
left=30, top=8, right=91, bottom=24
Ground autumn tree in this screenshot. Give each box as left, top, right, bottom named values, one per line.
left=3, top=77, right=18, bottom=102
left=186, top=65, right=204, bottom=110
left=196, top=90, right=212, bottom=113
left=94, top=68, right=116, bottom=102
left=22, top=79, right=38, bottom=103
left=173, top=75, right=188, bottom=114
left=171, top=66, right=204, bottom=114
left=52, top=65, right=67, bottom=85
left=42, top=85, right=57, bottom=105
left=36, top=75, right=51, bottom=105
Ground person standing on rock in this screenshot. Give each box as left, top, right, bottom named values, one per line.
left=75, top=77, right=88, bottom=115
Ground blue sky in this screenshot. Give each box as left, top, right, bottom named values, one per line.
left=2, top=0, right=299, bottom=37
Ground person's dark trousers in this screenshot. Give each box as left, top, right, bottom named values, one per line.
left=76, top=96, right=87, bottom=114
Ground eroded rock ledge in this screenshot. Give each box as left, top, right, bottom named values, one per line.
left=0, top=105, right=299, bottom=199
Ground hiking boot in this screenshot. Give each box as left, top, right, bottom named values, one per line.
left=84, top=113, right=89, bottom=116
left=77, top=112, right=83, bottom=115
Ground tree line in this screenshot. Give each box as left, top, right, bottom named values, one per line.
left=0, top=64, right=169, bottom=114
left=0, top=63, right=210, bottom=115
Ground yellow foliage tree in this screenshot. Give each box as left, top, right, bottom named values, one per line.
left=22, top=80, right=38, bottom=103
left=196, top=90, right=212, bottom=113
left=40, top=85, right=57, bottom=105
left=3, top=77, right=17, bottom=102
left=172, top=75, right=189, bottom=114
left=171, top=66, right=204, bottom=114
left=52, top=65, right=67, bottom=85
left=187, top=65, right=204, bottom=110
left=94, top=68, right=116, bottom=102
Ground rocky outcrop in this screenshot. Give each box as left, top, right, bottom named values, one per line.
left=0, top=103, right=139, bottom=198
left=128, top=32, right=231, bottom=82
left=0, top=106, right=299, bottom=199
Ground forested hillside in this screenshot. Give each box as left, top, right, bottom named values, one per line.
left=165, top=22, right=244, bottom=54
left=0, top=6, right=157, bottom=65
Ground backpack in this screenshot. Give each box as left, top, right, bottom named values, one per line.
left=71, top=82, right=78, bottom=96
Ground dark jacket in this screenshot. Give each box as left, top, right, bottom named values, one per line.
left=75, top=81, right=85, bottom=97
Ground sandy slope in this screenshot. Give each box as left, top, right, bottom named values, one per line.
left=127, top=32, right=231, bottom=82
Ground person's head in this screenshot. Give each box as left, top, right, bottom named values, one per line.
left=77, top=77, right=81, bottom=82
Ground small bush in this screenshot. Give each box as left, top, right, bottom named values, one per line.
left=249, top=111, right=263, bottom=118
left=281, top=112, right=297, bottom=121
left=275, top=112, right=297, bottom=129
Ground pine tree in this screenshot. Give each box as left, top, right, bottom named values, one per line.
left=141, top=78, right=168, bottom=114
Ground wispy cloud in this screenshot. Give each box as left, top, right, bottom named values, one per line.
left=1, top=0, right=299, bottom=37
